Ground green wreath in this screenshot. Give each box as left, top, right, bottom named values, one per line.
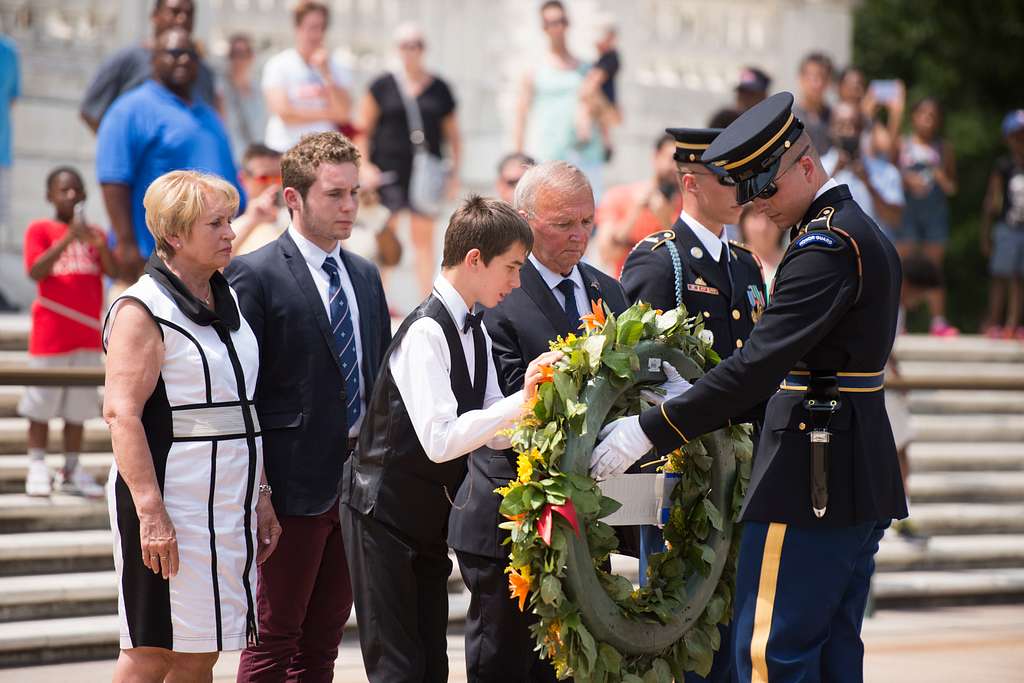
left=498, top=300, right=752, bottom=682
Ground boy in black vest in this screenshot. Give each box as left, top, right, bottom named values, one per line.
left=340, top=195, right=562, bottom=682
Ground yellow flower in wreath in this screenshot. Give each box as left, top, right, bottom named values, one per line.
left=516, top=452, right=534, bottom=483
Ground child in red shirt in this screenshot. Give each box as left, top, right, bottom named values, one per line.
left=19, top=166, right=115, bottom=497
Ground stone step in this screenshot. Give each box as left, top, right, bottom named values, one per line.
left=0, top=315, right=29, bottom=352
left=908, top=503, right=1024, bottom=535
left=0, top=418, right=109, bottom=455
left=907, top=471, right=1024, bottom=503
left=908, top=390, right=1024, bottom=415
left=893, top=335, right=1024, bottom=363
left=910, top=414, right=1024, bottom=442
left=0, top=582, right=473, bottom=667
left=0, top=614, right=119, bottom=667
left=897, top=361, right=1024, bottom=391
left=0, top=387, right=20, bottom=418
left=876, top=534, right=1024, bottom=571
left=872, top=567, right=1024, bottom=606
left=0, top=571, right=116, bottom=622
left=0, top=453, right=111, bottom=493
left=0, top=530, right=112, bottom=576
left=0, top=493, right=109, bottom=534
left=908, top=442, right=1024, bottom=472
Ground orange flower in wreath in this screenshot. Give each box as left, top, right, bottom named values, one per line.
left=508, top=565, right=532, bottom=611
left=580, top=298, right=607, bottom=331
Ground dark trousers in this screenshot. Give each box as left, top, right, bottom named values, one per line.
left=236, top=505, right=352, bottom=683
left=456, top=550, right=558, bottom=683
left=733, top=520, right=888, bottom=683
left=341, top=505, right=452, bottom=683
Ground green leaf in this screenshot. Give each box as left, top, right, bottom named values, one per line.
left=498, top=485, right=525, bottom=517
left=703, top=498, right=724, bottom=531
left=616, top=319, right=645, bottom=347
left=602, top=350, right=635, bottom=379
left=598, top=643, right=621, bottom=674
left=684, top=625, right=714, bottom=676
left=700, top=543, right=717, bottom=566
left=703, top=594, right=726, bottom=625
left=651, top=658, right=673, bottom=683
left=540, top=574, right=563, bottom=606
left=602, top=573, right=634, bottom=601
left=553, top=370, right=579, bottom=404
left=597, top=495, right=622, bottom=519
left=577, top=624, right=598, bottom=671
left=621, top=675, right=644, bottom=683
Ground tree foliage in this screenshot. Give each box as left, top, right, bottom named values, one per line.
left=853, top=0, right=1024, bottom=330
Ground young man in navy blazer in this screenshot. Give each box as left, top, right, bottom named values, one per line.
left=227, top=131, right=391, bottom=682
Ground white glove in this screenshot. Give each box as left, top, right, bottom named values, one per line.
left=589, top=415, right=654, bottom=480
left=639, top=362, right=693, bottom=406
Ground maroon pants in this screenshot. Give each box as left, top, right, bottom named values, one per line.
left=236, top=504, right=353, bottom=682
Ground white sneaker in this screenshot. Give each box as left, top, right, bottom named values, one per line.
left=25, top=459, right=53, bottom=497
left=57, top=465, right=105, bottom=498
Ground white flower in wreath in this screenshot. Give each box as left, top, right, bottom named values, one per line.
left=698, top=329, right=714, bottom=347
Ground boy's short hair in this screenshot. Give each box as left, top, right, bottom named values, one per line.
left=293, top=0, right=329, bottom=27
left=281, top=131, right=360, bottom=203
left=441, top=195, right=533, bottom=268
left=45, top=165, right=84, bottom=192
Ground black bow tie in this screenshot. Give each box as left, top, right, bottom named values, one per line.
left=463, top=310, right=484, bottom=334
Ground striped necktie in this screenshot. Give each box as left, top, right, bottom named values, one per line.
left=322, top=256, right=361, bottom=428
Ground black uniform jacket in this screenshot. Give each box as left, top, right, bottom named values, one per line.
left=447, top=259, right=629, bottom=558
left=621, top=216, right=766, bottom=362
left=639, top=184, right=908, bottom=528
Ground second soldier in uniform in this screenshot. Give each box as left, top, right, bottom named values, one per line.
left=622, top=127, right=766, bottom=364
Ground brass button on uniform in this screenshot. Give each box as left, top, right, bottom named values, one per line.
left=732, top=309, right=741, bottom=320
left=798, top=422, right=807, bottom=431
left=735, top=339, right=744, bottom=349
left=703, top=311, right=710, bottom=318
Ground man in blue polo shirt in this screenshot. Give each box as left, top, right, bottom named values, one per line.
left=97, top=27, right=242, bottom=282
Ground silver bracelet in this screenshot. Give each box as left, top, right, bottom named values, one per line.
left=258, top=483, right=272, bottom=496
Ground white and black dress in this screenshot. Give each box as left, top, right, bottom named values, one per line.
left=102, top=257, right=263, bottom=653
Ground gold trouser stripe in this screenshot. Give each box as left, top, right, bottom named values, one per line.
left=751, top=522, right=787, bottom=683
left=724, top=113, right=795, bottom=170
left=660, top=403, right=689, bottom=444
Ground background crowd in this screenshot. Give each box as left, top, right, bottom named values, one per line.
left=0, top=0, right=1021, bottom=498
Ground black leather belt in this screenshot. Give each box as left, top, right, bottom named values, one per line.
left=780, top=370, right=885, bottom=393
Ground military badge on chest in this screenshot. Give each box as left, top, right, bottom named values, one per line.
left=687, top=276, right=719, bottom=296
left=746, top=285, right=766, bottom=323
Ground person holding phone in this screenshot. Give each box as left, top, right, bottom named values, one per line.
left=821, top=102, right=904, bottom=237
left=20, top=166, right=115, bottom=498
left=595, top=133, right=682, bottom=275
left=231, top=143, right=287, bottom=256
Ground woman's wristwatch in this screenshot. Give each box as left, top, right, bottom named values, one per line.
left=258, top=483, right=273, bottom=497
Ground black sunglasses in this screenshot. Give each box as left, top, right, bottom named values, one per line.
left=161, top=47, right=199, bottom=61
left=755, top=145, right=810, bottom=200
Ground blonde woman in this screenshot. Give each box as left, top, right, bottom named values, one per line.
left=103, top=170, right=281, bottom=682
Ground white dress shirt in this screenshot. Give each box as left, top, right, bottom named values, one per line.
left=814, top=177, right=841, bottom=202
left=288, top=225, right=365, bottom=436
left=679, top=209, right=730, bottom=263
left=529, top=254, right=591, bottom=318
left=388, top=275, right=525, bottom=464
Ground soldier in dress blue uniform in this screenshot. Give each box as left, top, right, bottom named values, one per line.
left=621, top=127, right=767, bottom=683
left=590, top=92, right=907, bottom=683
left=622, top=127, right=767, bottom=363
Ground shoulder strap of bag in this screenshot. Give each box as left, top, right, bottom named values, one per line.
left=392, top=71, right=427, bottom=150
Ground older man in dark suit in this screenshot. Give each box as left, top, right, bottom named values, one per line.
left=448, top=161, right=629, bottom=682
left=227, top=132, right=391, bottom=682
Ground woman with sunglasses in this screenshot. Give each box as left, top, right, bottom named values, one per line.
left=356, top=23, right=462, bottom=300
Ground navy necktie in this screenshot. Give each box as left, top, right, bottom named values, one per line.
left=556, top=278, right=581, bottom=330
left=322, top=256, right=361, bottom=428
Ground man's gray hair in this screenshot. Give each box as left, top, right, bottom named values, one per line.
left=513, top=160, right=592, bottom=216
